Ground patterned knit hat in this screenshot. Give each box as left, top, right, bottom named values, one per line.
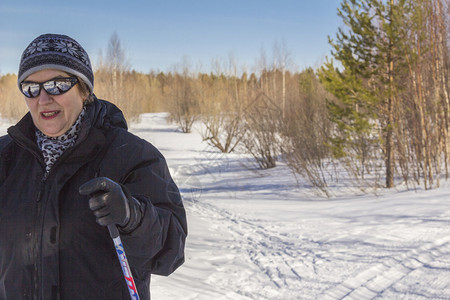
left=18, top=33, right=94, bottom=94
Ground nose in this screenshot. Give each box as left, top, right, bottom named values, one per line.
left=37, top=89, right=53, bottom=104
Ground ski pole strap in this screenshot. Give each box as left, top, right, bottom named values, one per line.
left=108, top=225, right=140, bottom=300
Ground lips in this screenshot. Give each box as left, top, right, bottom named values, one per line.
left=41, top=111, right=60, bottom=120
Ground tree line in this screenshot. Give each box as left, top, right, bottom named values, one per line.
left=0, top=0, right=448, bottom=195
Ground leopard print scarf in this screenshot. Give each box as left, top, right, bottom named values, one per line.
left=36, top=107, right=86, bottom=175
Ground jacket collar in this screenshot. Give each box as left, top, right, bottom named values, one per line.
left=7, top=112, right=41, bottom=155
left=86, top=96, right=128, bottom=131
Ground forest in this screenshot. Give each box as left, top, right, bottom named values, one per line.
left=0, top=0, right=448, bottom=195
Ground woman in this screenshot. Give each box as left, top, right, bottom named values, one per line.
left=0, top=33, right=187, bottom=299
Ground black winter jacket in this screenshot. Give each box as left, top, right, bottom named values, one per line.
left=0, top=99, right=187, bottom=299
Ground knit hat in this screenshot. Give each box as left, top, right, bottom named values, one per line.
left=18, top=33, right=94, bottom=94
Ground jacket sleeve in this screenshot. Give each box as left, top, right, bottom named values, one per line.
left=117, top=145, right=187, bottom=277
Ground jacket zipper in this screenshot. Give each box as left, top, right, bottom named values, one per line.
left=31, top=144, right=80, bottom=299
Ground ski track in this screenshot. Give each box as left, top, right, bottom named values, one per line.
left=184, top=198, right=306, bottom=299
left=320, top=236, right=450, bottom=299
left=186, top=194, right=450, bottom=299
left=183, top=194, right=369, bottom=299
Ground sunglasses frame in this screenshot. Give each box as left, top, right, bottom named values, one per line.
left=20, top=77, right=79, bottom=98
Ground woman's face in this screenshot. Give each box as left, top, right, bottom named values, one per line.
left=23, top=69, right=86, bottom=137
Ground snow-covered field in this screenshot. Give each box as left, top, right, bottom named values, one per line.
left=128, top=113, right=450, bottom=300
left=2, top=113, right=450, bottom=299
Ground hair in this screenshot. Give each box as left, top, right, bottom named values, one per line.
left=77, top=76, right=95, bottom=104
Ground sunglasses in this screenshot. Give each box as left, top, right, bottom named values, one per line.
left=20, top=77, right=79, bottom=98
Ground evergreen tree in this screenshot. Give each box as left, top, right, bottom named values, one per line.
left=319, top=0, right=409, bottom=188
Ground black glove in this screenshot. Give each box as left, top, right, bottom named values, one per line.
left=79, top=177, right=143, bottom=232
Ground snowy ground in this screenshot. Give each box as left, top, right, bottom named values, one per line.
left=128, top=113, right=450, bottom=300
left=2, top=113, right=450, bottom=299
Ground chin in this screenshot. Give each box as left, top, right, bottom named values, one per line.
left=40, top=128, right=61, bottom=137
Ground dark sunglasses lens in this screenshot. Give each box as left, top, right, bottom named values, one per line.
left=21, top=83, right=40, bottom=98
left=20, top=78, right=77, bottom=98
left=43, top=79, right=74, bottom=95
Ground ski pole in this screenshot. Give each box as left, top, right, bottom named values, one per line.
left=108, top=225, right=140, bottom=300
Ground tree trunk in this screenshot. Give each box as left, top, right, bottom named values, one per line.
left=385, top=0, right=395, bottom=188
left=386, top=91, right=395, bottom=188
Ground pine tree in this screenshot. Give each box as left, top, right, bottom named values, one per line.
left=319, top=0, right=409, bottom=188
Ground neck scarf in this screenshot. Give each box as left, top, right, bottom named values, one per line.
left=36, top=107, right=86, bottom=175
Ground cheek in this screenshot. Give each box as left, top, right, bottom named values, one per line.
left=65, top=97, right=84, bottom=119
left=24, top=99, right=37, bottom=114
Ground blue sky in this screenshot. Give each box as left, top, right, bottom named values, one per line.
left=0, top=0, right=343, bottom=75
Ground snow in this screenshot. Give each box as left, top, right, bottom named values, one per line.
left=3, top=113, right=450, bottom=299
left=129, top=113, right=450, bottom=299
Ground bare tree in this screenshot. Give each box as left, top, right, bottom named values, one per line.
left=272, top=39, right=291, bottom=118
left=167, top=57, right=200, bottom=133
left=107, top=32, right=130, bottom=98
left=241, top=91, right=282, bottom=169
left=95, top=32, right=142, bottom=120
left=199, top=57, right=246, bottom=152
left=279, top=69, right=335, bottom=194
